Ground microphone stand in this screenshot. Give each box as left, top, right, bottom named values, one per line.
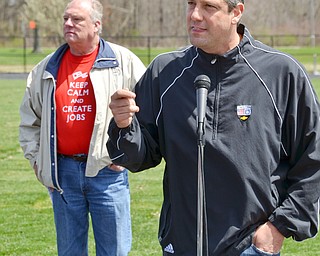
left=196, top=122, right=208, bottom=256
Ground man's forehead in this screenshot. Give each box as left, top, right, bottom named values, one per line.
left=65, top=0, right=91, bottom=13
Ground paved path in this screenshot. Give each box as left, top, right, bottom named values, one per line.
left=0, top=73, right=28, bottom=80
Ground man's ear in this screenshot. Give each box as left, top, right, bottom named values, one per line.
left=94, top=20, right=101, bottom=33
left=232, top=3, right=244, bottom=25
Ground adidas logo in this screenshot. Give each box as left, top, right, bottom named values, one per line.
left=164, top=243, right=175, bottom=254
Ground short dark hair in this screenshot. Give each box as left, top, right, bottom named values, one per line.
left=225, top=0, right=244, bottom=12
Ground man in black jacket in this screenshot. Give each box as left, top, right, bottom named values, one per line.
left=107, top=0, right=320, bottom=255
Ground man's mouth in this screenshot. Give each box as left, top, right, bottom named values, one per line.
left=191, top=25, right=206, bottom=33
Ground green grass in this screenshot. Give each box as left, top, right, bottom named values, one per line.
left=0, top=46, right=319, bottom=72
left=0, top=48, right=55, bottom=73
left=0, top=79, right=163, bottom=255
left=1, top=78, right=320, bottom=255
left=0, top=47, right=176, bottom=72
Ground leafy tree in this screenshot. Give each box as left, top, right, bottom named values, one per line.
left=0, top=0, right=319, bottom=49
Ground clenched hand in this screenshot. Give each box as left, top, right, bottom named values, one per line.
left=109, top=89, right=139, bottom=128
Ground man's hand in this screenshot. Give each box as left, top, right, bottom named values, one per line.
left=108, top=163, right=125, bottom=172
left=253, top=221, right=284, bottom=254
left=109, top=89, right=139, bottom=128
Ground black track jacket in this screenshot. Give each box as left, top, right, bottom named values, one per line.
left=107, top=25, right=320, bottom=255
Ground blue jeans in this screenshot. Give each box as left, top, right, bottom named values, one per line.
left=240, top=244, right=280, bottom=256
left=50, top=156, right=131, bottom=256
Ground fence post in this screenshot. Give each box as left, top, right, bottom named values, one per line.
left=310, top=0, right=318, bottom=75
left=23, top=36, right=27, bottom=73
left=313, top=53, right=318, bottom=75
left=147, top=36, right=151, bottom=64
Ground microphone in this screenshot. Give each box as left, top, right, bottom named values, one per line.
left=194, top=75, right=211, bottom=256
left=194, top=75, right=211, bottom=141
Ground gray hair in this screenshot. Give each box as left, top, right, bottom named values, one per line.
left=90, top=0, right=103, bottom=34
left=224, top=0, right=244, bottom=12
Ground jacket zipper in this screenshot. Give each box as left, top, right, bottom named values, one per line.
left=212, top=82, right=220, bottom=141
left=211, top=57, right=220, bottom=141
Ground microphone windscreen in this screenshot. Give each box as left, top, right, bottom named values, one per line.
left=194, top=75, right=211, bottom=90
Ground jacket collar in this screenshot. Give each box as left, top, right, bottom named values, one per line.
left=196, top=24, right=251, bottom=64
left=45, top=38, right=119, bottom=79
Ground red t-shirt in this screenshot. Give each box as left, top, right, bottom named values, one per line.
left=55, top=47, right=98, bottom=155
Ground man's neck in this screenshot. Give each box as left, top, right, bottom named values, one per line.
left=69, top=38, right=99, bottom=56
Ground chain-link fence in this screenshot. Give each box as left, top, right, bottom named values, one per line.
left=0, top=34, right=319, bottom=74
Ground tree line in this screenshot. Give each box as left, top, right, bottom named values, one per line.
left=0, top=0, right=319, bottom=45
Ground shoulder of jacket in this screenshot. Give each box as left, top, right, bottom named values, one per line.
left=27, top=53, right=54, bottom=79
left=150, top=45, right=194, bottom=66
left=104, top=41, right=136, bottom=58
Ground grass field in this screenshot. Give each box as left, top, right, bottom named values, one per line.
left=0, top=46, right=319, bottom=73
left=0, top=67, right=320, bottom=254
left=0, top=47, right=173, bottom=72
left=0, top=79, right=162, bottom=255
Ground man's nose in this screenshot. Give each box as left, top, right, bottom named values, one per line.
left=64, top=17, right=73, bottom=26
left=191, top=6, right=203, bottom=21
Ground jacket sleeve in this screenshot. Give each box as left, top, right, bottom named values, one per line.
left=107, top=116, right=162, bottom=172
left=269, top=70, right=320, bottom=241
left=107, top=65, right=163, bottom=172
left=19, top=65, right=44, bottom=168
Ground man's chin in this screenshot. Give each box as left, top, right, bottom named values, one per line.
left=189, top=38, right=205, bottom=49
left=64, top=33, right=77, bottom=41
left=64, top=36, right=78, bottom=44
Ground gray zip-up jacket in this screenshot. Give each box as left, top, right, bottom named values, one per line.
left=20, top=39, right=145, bottom=192
left=107, top=25, right=320, bottom=255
